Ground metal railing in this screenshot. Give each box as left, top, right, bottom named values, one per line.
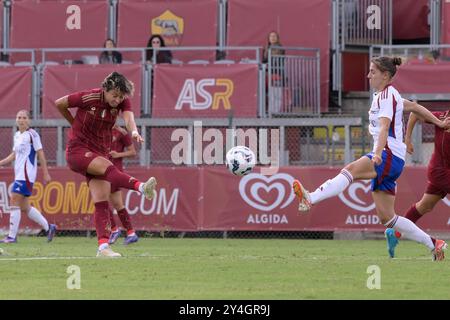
left=0, top=117, right=363, bottom=167
left=338, top=0, right=392, bottom=49
left=266, top=47, right=321, bottom=117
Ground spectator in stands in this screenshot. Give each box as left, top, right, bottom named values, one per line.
left=262, top=31, right=285, bottom=64
left=54, top=72, right=157, bottom=257
left=146, top=35, right=172, bottom=64
left=0, top=110, right=56, bottom=244
left=99, top=38, right=122, bottom=64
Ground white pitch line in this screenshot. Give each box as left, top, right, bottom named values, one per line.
left=0, top=255, right=172, bottom=261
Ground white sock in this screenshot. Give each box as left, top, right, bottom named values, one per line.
left=309, top=169, right=353, bottom=205
left=27, top=207, right=49, bottom=231
left=385, top=215, right=434, bottom=250
left=138, top=183, right=144, bottom=194
left=99, top=243, right=109, bottom=251
left=8, top=207, right=21, bottom=239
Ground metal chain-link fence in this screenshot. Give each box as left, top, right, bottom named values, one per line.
left=0, top=114, right=441, bottom=240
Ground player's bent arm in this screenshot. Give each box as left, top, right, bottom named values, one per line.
left=122, top=144, right=137, bottom=159
left=122, top=110, right=144, bottom=143
left=37, top=149, right=51, bottom=182
left=374, top=117, right=390, bottom=158
left=0, top=152, right=15, bottom=167
left=55, top=96, right=74, bottom=125
left=403, top=99, right=443, bottom=128
left=405, top=112, right=420, bottom=142
left=122, top=110, right=138, bottom=133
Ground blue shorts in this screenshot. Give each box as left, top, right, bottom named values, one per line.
left=11, top=180, right=34, bottom=197
left=365, top=150, right=405, bottom=195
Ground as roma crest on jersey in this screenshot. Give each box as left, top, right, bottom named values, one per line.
left=110, top=108, right=118, bottom=116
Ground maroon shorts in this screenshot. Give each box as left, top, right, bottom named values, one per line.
left=66, top=142, right=106, bottom=183
left=426, top=165, right=450, bottom=198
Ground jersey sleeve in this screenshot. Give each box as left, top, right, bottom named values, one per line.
left=67, top=91, right=88, bottom=110
left=29, top=129, right=43, bottom=151
left=120, top=98, right=132, bottom=112
left=378, top=89, right=394, bottom=121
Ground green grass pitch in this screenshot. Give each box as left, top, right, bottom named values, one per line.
left=0, top=236, right=448, bottom=299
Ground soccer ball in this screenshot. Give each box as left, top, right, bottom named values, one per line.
left=226, top=146, right=256, bottom=176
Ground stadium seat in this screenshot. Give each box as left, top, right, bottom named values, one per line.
left=187, top=60, right=209, bottom=65
left=81, top=55, right=99, bottom=65
left=214, top=60, right=235, bottom=64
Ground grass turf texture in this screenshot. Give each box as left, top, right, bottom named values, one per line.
left=0, top=237, right=448, bottom=299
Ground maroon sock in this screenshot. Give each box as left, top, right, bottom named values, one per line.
left=405, top=204, right=423, bottom=223
left=117, top=208, right=133, bottom=231
left=104, top=165, right=141, bottom=191
left=109, top=207, right=117, bottom=230
left=94, top=201, right=111, bottom=246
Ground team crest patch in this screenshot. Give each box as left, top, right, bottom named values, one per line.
left=110, top=108, right=118, bottom=116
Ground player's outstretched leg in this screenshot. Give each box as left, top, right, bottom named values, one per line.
left=384, top=228, right=399, bottom=258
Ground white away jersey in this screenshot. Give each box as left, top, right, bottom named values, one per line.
left=368, top=85, right=406, bottom=160
left=13, top=128, right=43, bottom=183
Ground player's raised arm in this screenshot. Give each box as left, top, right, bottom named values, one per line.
left=122, top=110, right=144, bottom=143
left=403, top=99, right=446, bottom=129
left=54, top=95, right=75, bottom=125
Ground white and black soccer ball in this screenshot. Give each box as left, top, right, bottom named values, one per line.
left=226, top=146, right=256, bottom=176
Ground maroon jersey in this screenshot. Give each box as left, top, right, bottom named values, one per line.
left=428, top=111, right=450, bottom=169
left=67, top=88, right=132, bottom=155
left=111, top=127, right=133, bottom=171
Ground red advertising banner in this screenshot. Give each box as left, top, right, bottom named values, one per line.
left=0, top=66, right=33, bottom=118
left=41, top=64, right=142, bottom=118
left=392, top=61, right=450, bottom=94
left=202, top=167, right=450, bottom=232
left=152, top=64, right=258, bottom=118
left=11, top=0, right=107, bottom=48
left=10, top=0, right=108, bottom=63
left=1, top=166, right=449, bottom=233
left=393, top=0, right=429, bottom=40
left=117, top=0, right=217, bottom=62
left=0, top=167, right=199, bottom=232
left=442, top=1, right=450, bottom=45
left=227, top=0, right=330, bottom=112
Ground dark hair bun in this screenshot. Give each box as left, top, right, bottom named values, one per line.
left=392, top=57, right=402, bottom=66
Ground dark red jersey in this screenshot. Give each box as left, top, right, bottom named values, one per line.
left=67, top=88, right=131, bottom=155
left=429, top=111, right=450, bottom=170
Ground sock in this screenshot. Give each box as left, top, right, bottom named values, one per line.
left=98, top=243, right=109, bottom=251
left=8, top=207, right=21, bottom=239
left=385, top=215, right=434, bottom=250
left=405, top=204, right=423, bottom=223
left=109, top=208, right=117, bottom=230
left=94, top=201, right=111, bottom=246
left=27, top=207, right=49, bottom=231
left=117, top=208, right=134, bottom=232
left=395, top=204, right=424, bottom=238
left=309, top=169, right=353, bottom=205
left=103, top=165, right=141, bottom=192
